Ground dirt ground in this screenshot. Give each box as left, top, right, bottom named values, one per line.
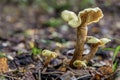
left=0, top=1, right=120, bottom=80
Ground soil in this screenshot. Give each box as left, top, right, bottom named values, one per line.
left=0, top=1, right=120, bottom=80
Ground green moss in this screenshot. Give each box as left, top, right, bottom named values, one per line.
left=31, top=47, right=42, bottom=56
left=0, top=52, right=6, bottom=58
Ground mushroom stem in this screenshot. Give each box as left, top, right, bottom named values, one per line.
left=69, top=23, right=87, bottom=68
left=44, top=57, right=51, bottom=67
left=61, top=8, right=104, bottom=68
left=83, top=44, right=99, bottom=62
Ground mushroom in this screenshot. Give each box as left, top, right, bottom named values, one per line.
left=61, top=10, right=81, bottom=28
left=41, top=49, right=57, bottom=67
left=55, top=42, right=64, bottom=54
left=73, top=60, right=87, bottom=68
left=83, top=36, right=111, bottom=62
left=61, top=7, right=103, bottom=68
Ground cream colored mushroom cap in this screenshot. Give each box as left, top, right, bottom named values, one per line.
left=78, top=7, right=103, bottom=25
left=100, top=38, right=111, bottom=45
left=86, top=36, right=101, bottom=44
left=86, top=36, right=111, bottom=46
left=73, top=60, right=87, bottom=67
left=61, top=10, right=81, bottom=28
left=61, top=10, right=77, bottom=22
left=42, top=49, right=57, bottom=58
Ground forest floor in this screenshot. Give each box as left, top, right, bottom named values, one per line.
left=0, top=3, right=120, bottom=80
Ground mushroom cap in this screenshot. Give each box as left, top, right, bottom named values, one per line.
left=78, top=7, right=103, bottom=25
left=86, top=36, right=101, bottom=44
left=61, top=10, right=81, bottom=28
left=86, top=36, right=111, bottom=46
left=61, top=7, right=103, bottom=28
left=73, top=60, right=87, bottom=67
left=100, top=38, right=111, bottom=45
left=42, top=50, right=57, bottom=58
left=61, top=10, right=77, bottom=22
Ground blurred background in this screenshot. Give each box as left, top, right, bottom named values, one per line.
left=0, top=0, right=120, bottom=53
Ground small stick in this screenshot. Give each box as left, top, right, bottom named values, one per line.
left=0, top=74, right=20, bottom=80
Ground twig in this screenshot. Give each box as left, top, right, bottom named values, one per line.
left=41, top=72, right=64, bottom=74
left=0, top=74, right=21, bottom=80
left=38, top=70, right=41, bottom=80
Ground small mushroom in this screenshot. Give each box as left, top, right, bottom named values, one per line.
left=73, top=60, right=87, bottom=68
left=61, top=7, right=103, bottom=68
left=41, top=49, right=57, bottom=67
left=86, top=36, right=101, bottom=44
left=55, top=42, right=64, bottom=54
left=83, top=36, right=111, bottom=62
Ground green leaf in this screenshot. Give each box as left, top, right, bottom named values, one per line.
left=113, top=59, right=118, bottom=71
left=31, top=47, right=42, bottom=56
left=102, top=46, right=120, bottom=61
left=0, top=76, right=6, bottom=80
left=0, top=52, right=6, bottom=58
left=102, top=48, right=115, bottom=51
left=112, top=46, right=120, bottom=61
left=45, top=18, right=62, bottom=27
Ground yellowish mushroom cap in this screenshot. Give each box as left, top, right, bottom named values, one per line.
left=61, top=7, right=103, bottom=28
left=73, top=60, right=87, bottom=68
left=100, top=38, right=111, bottom=45
left=61, top=10, right=81, bottom=28
left=86, top=36, right=111, bottom=46
left=78, top=7, right=103, bottom=25
left=86, top=36, right=101, bottom=44
left=41, top=50, right=57, bottom=58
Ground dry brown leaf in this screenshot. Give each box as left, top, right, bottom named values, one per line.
left=0, top=57, right=9, bottom=73
left=98, top=65, right=113, bottom=75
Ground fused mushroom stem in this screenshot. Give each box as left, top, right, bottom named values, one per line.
left=61, top=7, right=104, bottom=68
left=83, top=43, right=99, bottom=62
left=83, top=37, right=111, bottom=62
left=44, top=56, right=52, bottom=67
left=69, top=8, right=103, bottom=68
left=69, top=22, right=87, bottom=68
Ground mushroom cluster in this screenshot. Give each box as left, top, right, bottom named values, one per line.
left=83, top=36, right=111, bottom=62
left=61, top=7, right=111, bottom=68
left=41, top=49, right=57, bottom=67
